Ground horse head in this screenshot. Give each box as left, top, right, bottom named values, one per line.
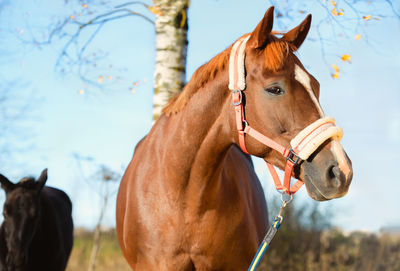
left=231, top=7, right=353, bottom=201
left=0, top=169, right=48, bottom=270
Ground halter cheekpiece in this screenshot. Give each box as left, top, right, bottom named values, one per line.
left=228, top=36, right=343, bottom=195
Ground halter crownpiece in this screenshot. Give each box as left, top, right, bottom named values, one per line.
left=228, top=37, right=344, bottom=194
left=228, top=35, right=250, bottom=91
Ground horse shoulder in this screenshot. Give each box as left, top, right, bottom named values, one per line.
left=116, top=135, right=149, bottom=260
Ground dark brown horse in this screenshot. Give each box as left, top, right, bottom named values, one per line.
left=117, top=7, right=353, bottom=270
left=0, top=169, right=73, bottom=271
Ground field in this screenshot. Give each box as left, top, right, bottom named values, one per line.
left=67, top=227, right=400, bottom=271
left=66, top=228, right=130, bottom=271
left=259, top=228, right=400, bottom=271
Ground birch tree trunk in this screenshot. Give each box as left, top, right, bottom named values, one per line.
left=152, top=0, right=189, bottom=121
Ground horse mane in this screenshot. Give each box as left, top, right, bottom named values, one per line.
left=162, top=43, right=232, bottom=116
left=162, top=34, right=296, bottom=116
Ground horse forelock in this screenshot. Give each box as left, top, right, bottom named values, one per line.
left=262, top=35, right=297, bottom=73
left=17, top=177, right=36, bottom=189
left=162, top=34, right=296, bottom=116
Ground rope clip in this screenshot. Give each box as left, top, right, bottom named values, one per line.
left=276, top=193, right=293, bottom=222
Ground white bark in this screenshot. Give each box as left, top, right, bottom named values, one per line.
left=152, top=0, right=189, bottom=122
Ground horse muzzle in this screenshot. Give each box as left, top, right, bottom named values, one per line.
left=301, top=139, right=353, bottom=201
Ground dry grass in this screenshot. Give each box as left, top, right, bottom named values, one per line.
left=66, top=217, right=400, bottom=271
left=259, top=229, right=400, bottom=271
left=66, top=228, right=130, bottom=271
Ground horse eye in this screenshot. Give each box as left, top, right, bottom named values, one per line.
left=265, top=86, right=285, bottom=96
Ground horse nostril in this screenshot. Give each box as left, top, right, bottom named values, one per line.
left=328, top=165, right=340, bottom=178
left=328, top=165, right=342, bottom=187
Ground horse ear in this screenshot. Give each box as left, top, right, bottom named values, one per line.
left=0, top=174, right=14, bottom=192
left=281, top=14, right=312, bottom=50
left=36, top=168, right=48, bottom=191
left=248, top=6, right=274, bottom=49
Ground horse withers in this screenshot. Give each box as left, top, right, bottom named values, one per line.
left=0, top=169, right=73, bottom=271
left=117, top=6, right=353, bottom=270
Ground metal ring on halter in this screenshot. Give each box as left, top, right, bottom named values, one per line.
left=243, top=120, right=249, bottom=128
left=286, top=149, right=301, bottom=165
left=232, top=90, right=242, bottom=106
left=280, top=192, right=293, bottom=204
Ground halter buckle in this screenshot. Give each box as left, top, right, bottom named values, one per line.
left=232, top=90, right=242, bottom=106
left=286, top=149, right=301, bottom=165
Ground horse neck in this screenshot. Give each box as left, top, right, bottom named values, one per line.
left=30, top=195, right=46, bottom=243
left=155, top=68, right=234, bottom=190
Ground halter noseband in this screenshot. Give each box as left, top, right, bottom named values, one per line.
left=228, top=36, right=343, bottom=195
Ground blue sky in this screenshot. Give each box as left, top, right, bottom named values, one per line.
left=0, top=0, right=399, bottom=232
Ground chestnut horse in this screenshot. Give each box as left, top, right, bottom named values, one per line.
left=117, top=7, right=353, bottom=270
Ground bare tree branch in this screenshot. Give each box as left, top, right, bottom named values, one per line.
left=267, top=0, right=399, bottom=77
left=73, top=8, right=154, bottom=28
left=115, top=1, right=150, bottom=9
left=19, top=2, right=155, bottom=90
left=17, top=0, right=400, bottom=88
left=384, top=0, right=400, bottom=19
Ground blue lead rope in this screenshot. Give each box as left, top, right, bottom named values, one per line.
left=247, top=217, right=282, bottom=271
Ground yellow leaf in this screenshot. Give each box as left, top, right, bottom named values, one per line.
left=363, top=15, right=372, bottom=21
left=299, top=10, right=306, bottom=14
left=355, top=34, right=362, bottom=40
left=341, top=54, right=351, bottom=61
left=78, top=89, right=84, bottom=95
left=331, top=64, right=340, bottom=79
left=338, top=12, right=343, bottom=16
left=131, top=88, right=136, bottom=93
left=330, top=1, right=337, bottom=6
left=148, top=6, right=162, bottom=16
left=332, top=64, right=340, bottom=73
left=180, top=10, right=186, bottom=28
left=108, top=75, right=113, bottom=80
left=133, top=80, right=140, bottom=86
left=98, top=76, right=103, bottom=83
left=69, top=15, right=75, bottom=20
left=332, top=8, right=338, bottom=16
left=82, top=3, right=87, bottom=8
